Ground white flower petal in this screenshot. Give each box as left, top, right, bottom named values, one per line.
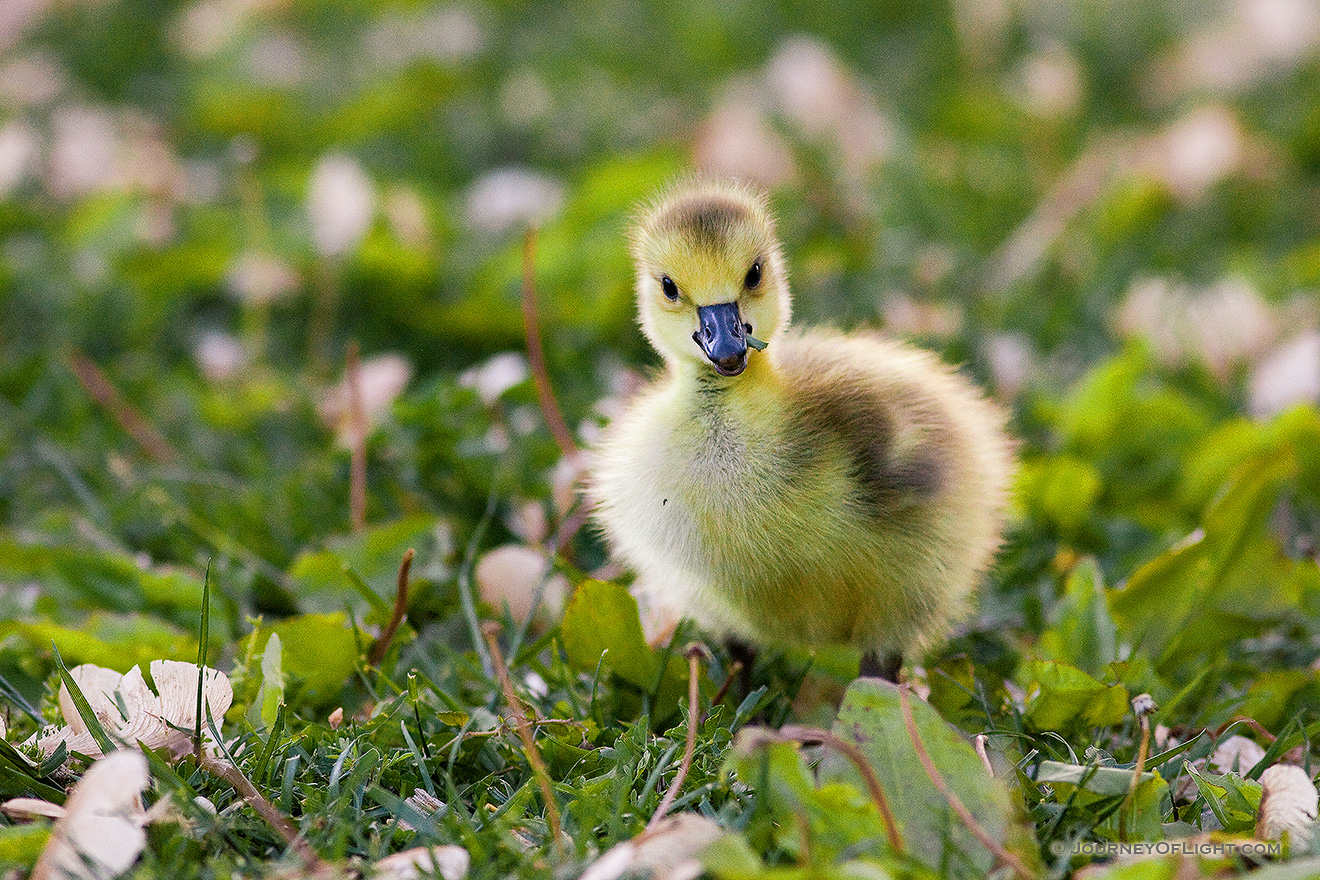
left=308, top=153, right=376, bottom=257
left=581, top=814, right=723, bottom=880
left=375, top=845, right=470, bottom=880
left=151, top=660, right=234, bottom=732
left=1258, top=763, right=1319, bottom=845
left=2, top=797, right=67, bottom=821
left=59, top=665, right=128, bottom=737
left=31, top=750, right=150, bottom=880
left=1210, top=735, right=1267, bottom=775
left=475, top=544, right=568, bottom=626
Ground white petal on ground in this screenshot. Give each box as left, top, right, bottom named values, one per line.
left=31, top=750, right=150, bottom=880
left=764, top=36, right=894, bottom=176
left=1151, top=105, right=1244, bottom=202
left=458, top=351, right=529, bottom=404
left=1210, top=735, right=1267, bottom=775
left=1257, top=764, right=1319, bottom=845
left=580, top=814, right=724, bottom=880
left=474, top=544, right=568, bottom=627
left=1250, top=330, right=1320, bottom=418
left=374, top=845, right=471, bottom=880
left=58, top=664, right=130, bottom=737
left=318, top=352, right=414, bottom=444
left=1009, top=49, right=1084, bottom=118
left=463, top=167, right=565, bottom=235
left=46, top=105, right=119, bottom=198
left=694, top=82, right=798, bottom=187
left=151, top=659, right=234, bottom=735
left=226, top=251, right=299, bottom=305
left=195, top=331, right=251, bottom=382
left=0, top=120, right=39, bottom=197
left=38, top=662, right=233, bottom=760
left=308, top=153, right=376, bottom=257
left=2, top=797, right=67, bottom=821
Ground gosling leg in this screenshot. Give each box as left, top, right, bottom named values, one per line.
left=726, top=639, right=757, bottom=694
left=860, top=650, right=902, bottom=682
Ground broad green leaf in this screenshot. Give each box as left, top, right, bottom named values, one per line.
left=289, top=515, right=446, bottom=617
left=1018, top=455, right=1102, bottom=532
left=1021, top=660, right=1130, bottom=731
left=728, top=737, right=892, bottom=867
left=1038, top=557, right=1117, bottom=675
left=701, top=834, right=765, bottom=879
left=823, top=679, right=1037, bottom=879
left=1235, top=669, right=1317, bottom=731
left=1108, top=449, right=1299, bottom=680
left=1071, top=855, right=1182, bottom=879
left=1036, top=760, right=1157, bottom=798
left=560, top=580, right=657, bottom=690
left=0, top=824, right=49, bottom=868
left=0, top=614, right=194, bottom=672
left=244, top=613, right=358, bottom=702
left=925, top=655, right=983, bottom=731
left=1183, top=763, right=1262, bottom=833
left=248, top=632, right=285, bottom=730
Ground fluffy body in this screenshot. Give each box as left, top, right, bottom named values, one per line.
left=590, top=179, right=1013, bottom=657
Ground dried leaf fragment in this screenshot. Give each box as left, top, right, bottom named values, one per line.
left=579, top=813, right=724, bottom=880
left=374, top=845, right=470, bottom=880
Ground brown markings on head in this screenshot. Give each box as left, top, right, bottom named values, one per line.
left=654, top=195, right=752, bottom=252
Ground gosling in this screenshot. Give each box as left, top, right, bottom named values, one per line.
left=590, top=178, right=1014, bottom=680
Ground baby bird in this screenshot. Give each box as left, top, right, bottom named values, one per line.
left=590, top=178, right=1014, bottom=680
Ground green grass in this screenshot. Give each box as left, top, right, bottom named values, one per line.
left=4, top=0, right=1320, bottom=877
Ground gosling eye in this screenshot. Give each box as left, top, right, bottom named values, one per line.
left=660, top=275, right=680, bottom=301
left=744, top=261, right=762, bottom=290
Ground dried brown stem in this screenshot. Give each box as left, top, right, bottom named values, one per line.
left=1120, top=711, right=1152, bottom=841
left=369, top=548, right=414, bottom=668
left=647, top=645, right=705, bottom=830
left=1214, top=716, right=1278, bottom=743
left=201, top=756, right=325, bottom=872
left=481, top=620, right=564, bottom=854
left=987, top=137, right=1130, bottom=291
left=709, top=660, right=744, bottom=710
left=521, top=227, right=578, bottom=458
left=777, top=725, right=904, bottom=854
left=346, top=341, right=367, bottom=533
left=67, top=351, right=177, bottom=463
left=897, top=685, right=1036, bottom=880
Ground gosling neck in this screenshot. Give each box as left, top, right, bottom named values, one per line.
left=672, top=349, right=776, bottom=398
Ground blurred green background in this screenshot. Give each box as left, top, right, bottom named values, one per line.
left=3, top=0, right=1320, bottom=734
left=6, top=1, right=1320, bottom=875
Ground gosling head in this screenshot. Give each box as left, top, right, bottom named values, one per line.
left=630, top=178, right=790, bottom=377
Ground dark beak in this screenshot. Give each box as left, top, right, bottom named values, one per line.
left=693, top=302, right=748, bottom=376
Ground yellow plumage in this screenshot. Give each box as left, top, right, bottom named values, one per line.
left=590, top=178, right=1014, bottom=675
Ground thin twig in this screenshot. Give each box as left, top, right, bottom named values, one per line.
left=67, top=351, right=177, bottom=462
left=709, top=660, right=744, bottom=711
left=201, top=756, right=325, bottom=872
left=521, top=227, right=578, bottom=457
left=897, top=685, right=1036, bottom=880
left=346, top=341, right=367, bottom=533
left=1120, top=695, right=1155, bottom=841
left=482, top=621, right=564, bottom=855
left=1214, top=716, right=1278, bottom=743
left=369, top=549, right=414, bottom=668
left=776, top=726, right=904, bottom=854
left=986, top=137, right=1130, bottom=291
left=648, top=645, right=705, bottom=830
